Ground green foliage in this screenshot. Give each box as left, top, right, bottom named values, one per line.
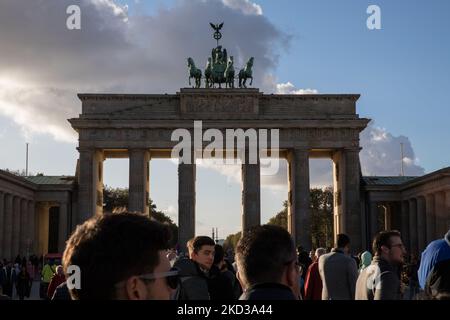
left=223, top=231, right=241, bottom=253
left=310, top=187, right=334, bottom=248
left=224, top=187, right=334, bottom=252
left=103, top=186, right=178, bottom=246
left=267, top=200, right=288, bottom=229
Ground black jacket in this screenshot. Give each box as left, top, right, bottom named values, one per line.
left=207, top=265, right=235, bottom=300
left=239, top=283, right=297, bottom=300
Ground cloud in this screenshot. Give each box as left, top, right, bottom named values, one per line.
left=360, top=122, right=425, bottom=176
left=193, top=102, right=424, bottom=190
left=276, top=81, right=318, bottom=94
left=222, top=0, right=263, bottom=15
left=0, top=0, right=289, bottom=140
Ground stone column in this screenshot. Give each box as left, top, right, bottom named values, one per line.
left=58, top=202, right=68, bottom=253
left=369, top=201, right=379, bottom=241
left=408, top=198, right=418, bottom=255
left=445, top=190, right=450, bottom=233
left=400, top=200, right=410, bottom=245
left=78, top=148, right=104, bottom=224
left=242, top=151, right=261, bottom=234
left=4, top=194, right=13, bottom=260
left=425, top=194, right=436, bottom=244
left=36, top=202, right=50, bottom=256
left=12, top=196, right=21, bottom=259
left=332, top=151, right=344, bottom=243
left=20, top=198, right=28, bottom=256
left=287, top=149, right=310, bottom=248
left=344, top=148, right=362, bottom=251
left=0, top=192, right=4, bottom=258
left=333, top=148, right=362, bottom=251
left=385, top=203, right=392, bottom=230
left=416, top=196, right=427, bottom=252
left=28, top=200, right=36, bottom=255
left=178, top=162, right=196, bottom=254
left=128, top=149, right=150, bottom=214
left=434, top=192, right=446, bottom=238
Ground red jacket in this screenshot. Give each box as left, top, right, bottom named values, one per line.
left=304, top=261, right=323, bottom=300
left=47, top=274, right=66, bottom=299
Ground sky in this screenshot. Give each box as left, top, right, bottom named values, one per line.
left=0, top=0, right=449, bottom=238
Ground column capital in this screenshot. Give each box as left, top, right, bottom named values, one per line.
left=128, top=148, right=150, bottom=154
left=77, top=146, right=96, bottom=153
left=343, top=147, right=362, bottom=153
left=290, top=147, right=310, bottom=154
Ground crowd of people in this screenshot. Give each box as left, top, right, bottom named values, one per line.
left=0, top=254, right=68, bottom=300
left=1, top=212, right=449, bottom=300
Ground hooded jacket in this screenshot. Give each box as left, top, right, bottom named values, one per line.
left=359, top=251, right=373, bottom=273
left=418, top=229, right=450, bottom=289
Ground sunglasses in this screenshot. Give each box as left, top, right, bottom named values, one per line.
left=115, top=267, right=179, bottom=290
left=138, top=267, right=179, bottom=290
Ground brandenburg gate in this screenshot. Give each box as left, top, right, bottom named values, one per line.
left=69, top=88, right=369, bottom=251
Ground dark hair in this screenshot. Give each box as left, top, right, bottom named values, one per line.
left=336, top=234, right=351, bottom=248
left=188, top=236, right=215, bottom=254
left=63, top=212, right=170, bottom=300
left=236, top=225, right=295, bottom=285
left=425, top=259, right=450, bottom=299
left=214, top=244, right=225, bottom=265
left=372, top=230, right=402, bottom=256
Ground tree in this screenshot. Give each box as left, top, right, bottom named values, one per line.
left=224, top=187, right=334, bottom=252
left=4, top=169, right=38, bottom=176
left=223, top=231, right=241, bottom=253
left=103, top=186, right=178, bottom=246
left=267, top=200, right=288, bottom=229
left=310, top=187, right=333, bottom=248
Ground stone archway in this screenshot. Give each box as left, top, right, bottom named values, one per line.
left=69, top=88, right=369, bottom=252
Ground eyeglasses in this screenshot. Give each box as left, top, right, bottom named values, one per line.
left=390, top=243, right=405, bottom=249
left=115, top=267, right=179, bottom=290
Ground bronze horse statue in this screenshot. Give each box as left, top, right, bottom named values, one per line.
left=238, top=57, right=254, bottom=88
left=187, top=57, right=202, bottom=88
left=224, top=56, right=235, bottom=89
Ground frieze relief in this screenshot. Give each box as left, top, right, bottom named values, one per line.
left=180, top=94, right=258, bottom=116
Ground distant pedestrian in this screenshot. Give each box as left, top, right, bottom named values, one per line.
left=318, top=234, right=358, bottom=300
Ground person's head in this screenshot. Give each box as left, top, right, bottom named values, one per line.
left=372, top=230, right=406, bottom=265
left=63, top=212, right=175, bottom=300
left=187, top=236, right=215, bottom=271
left=213, top=244, right=225, bottom=269
left=336, top=234, right=351, bottom=253
left=235, top=225, right=299, bottom=296
left=360, top=251, right=373, bottom=269
left=314, top=248, right=326, bottom=261
left=56, top=265, right=64, bottom=276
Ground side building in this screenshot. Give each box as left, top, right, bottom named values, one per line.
left=0, top=166, right=449, bottom=261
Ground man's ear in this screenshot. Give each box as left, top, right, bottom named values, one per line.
left=285, top=263, right=297, bottom=288
left=285, top=263, right=301, bottom=300
left=190, top=250, right=196, bottom=260
left=125, top=276, right=148, bottom=300
left=236, top=270, right=246, bottom=291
